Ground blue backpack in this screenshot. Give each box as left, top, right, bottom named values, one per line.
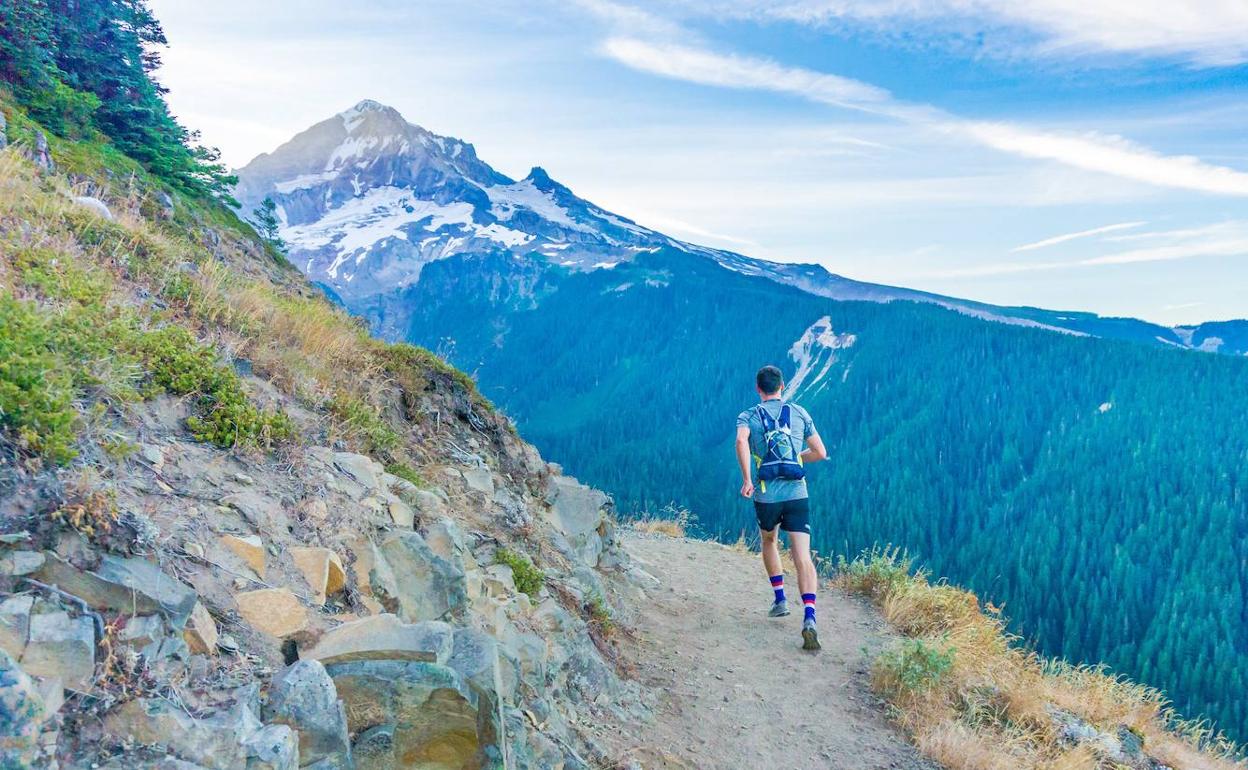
left=756, top=404, right=805, bottom=482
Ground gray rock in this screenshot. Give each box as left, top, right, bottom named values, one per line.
left=35, top=552, right=198, bottom=629
left=21, top=610, right=95, bottom=691
left=303, top=614, right=453, bottom=666
left=462, top=467, right=495, bottom=496
left=264, top=659, right=351, bottom=766
left=157, top=190, right=176, bottom=219
left=408, top=489, right=447, bottom=519
left=0, top=594, right=34, bottom=659
left=33, top=130, right=53, bottom=170
left=333, top=452, right=382, bottom=493
left=103, top=697, right=263, bottom=770
left=0, top=110, right=7, bottom=150
left=0, top=550, right=44, bottom=576
left=324, top=659, right=499, bottom=770
left=73, top=195, right=114, bottom=220
left=242, top=723, right=300, bottom=770
left=0, top=649, right=46, bottom=766
left=377, top=531, right=467, bottom=623
left=544, top=476, right=611, bottom=565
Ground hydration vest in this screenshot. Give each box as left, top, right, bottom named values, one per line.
left=755, top=403, right=806, bottom=482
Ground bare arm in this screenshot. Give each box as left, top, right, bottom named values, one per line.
left=735, top=425, right=755, bottom=498
left=801, top=433, right=827, bottom=464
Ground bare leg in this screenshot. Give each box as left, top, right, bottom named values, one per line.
left=787, top=532, right=817, bottom=597
left=760, top=526, right=783, bottom=582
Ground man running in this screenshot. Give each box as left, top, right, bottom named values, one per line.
left=735, top=365, right=828, bottom=651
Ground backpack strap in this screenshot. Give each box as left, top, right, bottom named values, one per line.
left=779, top=403, right=791, bottom=429
left=756, top=404, right=775, bottom=432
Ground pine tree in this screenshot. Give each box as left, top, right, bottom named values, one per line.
left=251, top=198, right=285, bottom=251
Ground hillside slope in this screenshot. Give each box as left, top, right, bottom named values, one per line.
left=0, top=104, right=659, bottom=768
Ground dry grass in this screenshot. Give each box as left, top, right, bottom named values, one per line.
left=633, top=506, right=695, bottom=538
left=836, top=547, right=1245, bottom=770
left=0, top=143, right=486, bottom=466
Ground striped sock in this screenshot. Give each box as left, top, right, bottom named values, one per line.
left=802, top=593, right=816, bottom=622
left=770, top=575, right=786, bottom=604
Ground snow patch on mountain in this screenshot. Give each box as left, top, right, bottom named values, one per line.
left=787, top=316, right=857, bottom=400
left=486, top=179, right=591, bottom=233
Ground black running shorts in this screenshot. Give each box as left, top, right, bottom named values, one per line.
left=754, top=498, right=811, bottom=534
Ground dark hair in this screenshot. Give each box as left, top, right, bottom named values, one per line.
left=756, top=365, right=784, bottom=395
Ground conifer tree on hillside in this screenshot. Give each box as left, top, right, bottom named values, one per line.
left=251, top=198, right=286, bottom=251
left=0, top=0, right=237, bottom=200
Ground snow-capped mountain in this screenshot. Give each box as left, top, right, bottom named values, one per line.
left=236, top=100, right=671, bottom=302
left=236, top=100, right=1248, bottom=355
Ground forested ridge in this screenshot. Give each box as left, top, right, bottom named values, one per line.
left=403, top=249, right=1248, bottom=740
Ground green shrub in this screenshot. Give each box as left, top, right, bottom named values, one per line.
left=135, top=325, right=294, bottom=449
left=385, top=462, right=427, bottom=488
left=494, top=548, right=544, bottom=597
left=586, top=592, right=615, bottom=635
left=0, top=295, right=78, bottom=463
left=328, top=393, right=398, bottom=453
left=874, top=637, right=955, bottom=697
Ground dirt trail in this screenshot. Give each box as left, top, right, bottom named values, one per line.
left=602, top=530, right=941, bottom=770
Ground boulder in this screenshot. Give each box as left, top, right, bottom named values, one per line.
left=0, top=550, right=44, bottom=576
left=119, top=614, right=165, bottom=650
left=33, top=130, right=53, bottom=170
left=264, top=659, right=351, bottom=766
left=183, top=601, right=219, bottom=655
left=462, top=467, right=495, bottom=497
left=35, top=552, right=198, bottom=629
left=290, top=547, right=346, bottom=606
left=386, top=494, right=415, bottom=528
left=0, top=594, right=34, bottom=659
left=449, top=626, right=510, bottom=710
left=325, top=659, right=499, bottom=769
left=103, top=697, right=273, bottom=770
left=0, top=110, right=7, bottom=150
left=377, top=532, right=467, bottom=623
left=235, top=588, right=309, bottom=638
left=544, top=476, right=610, bottom=564
left=73, top=195, right=114, bottom=220
left=220, top=534, right=267, bottom=578
left=21, top=610, right=95, bottom=691
left=409, top=489, right=448, bottom=518
left=303, top=615, right=453, bottom=666
left=0, top=649, right=46, bottom=766
left=333, top=452, right=382, bottom=492
left=242, top=723, right=300, bottom=770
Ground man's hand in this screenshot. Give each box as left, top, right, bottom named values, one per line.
left=740, top=480, right=754, bottom=498
left=735, top=425, right=755, bottom=499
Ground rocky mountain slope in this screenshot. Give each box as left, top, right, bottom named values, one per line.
left=236, top=100, right=1248, bottom=355
left=0, top=104, right=654, bottom=768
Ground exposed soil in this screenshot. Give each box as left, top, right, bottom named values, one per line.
left=600, top=530, right=943, bottom=770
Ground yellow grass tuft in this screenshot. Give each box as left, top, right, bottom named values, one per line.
left=836, top=547, right=1245, bottom=770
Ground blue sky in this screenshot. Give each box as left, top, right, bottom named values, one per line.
left=148, top=0, right=1248, bottom=324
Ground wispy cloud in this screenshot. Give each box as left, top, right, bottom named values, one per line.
left=598, top=34, right=1248, bottom=197
left=1010, top=221, right=1146, bottom=252
left=921, top=231, right=1248, bottom=278
left=664, top=0, right=1248, bottom=66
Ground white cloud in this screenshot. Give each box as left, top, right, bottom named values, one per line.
left=601, top=37, right=898, bottom=114
left=667, top=0, right=1248, bottom=65
left=920, top=226, right=1248, bottom=278
left=963, top=123, right=1248, bottom=196
left=599, top=35, right=1248, bottom=197
left=1010, top=221, right=1145, bottom=252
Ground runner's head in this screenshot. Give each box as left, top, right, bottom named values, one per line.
left=756, top=365, right=784, bottom=398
